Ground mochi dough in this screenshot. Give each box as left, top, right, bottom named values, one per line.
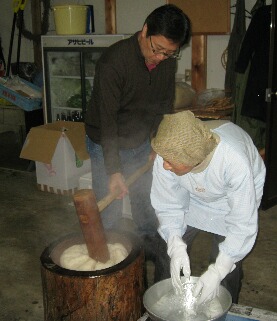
left=60, top=242, right=128, bottom=271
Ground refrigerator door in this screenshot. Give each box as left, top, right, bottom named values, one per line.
left=48, top=50, right=82, bottom=121
left=42, top=35, right=129, bottom=123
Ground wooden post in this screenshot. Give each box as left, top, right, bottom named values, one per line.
left=191, top=35, right=207, bottom=93
left=31, top=0, right=42, bottom=69
left=105, top=0, right=117, bottom=34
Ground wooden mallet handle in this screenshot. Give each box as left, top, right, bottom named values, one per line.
left=97, top=160, right=153, bottom=212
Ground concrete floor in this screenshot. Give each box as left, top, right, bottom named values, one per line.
left=1, top=133, right=277, bottom=320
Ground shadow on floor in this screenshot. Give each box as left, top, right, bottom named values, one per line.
left=0, top=131, right=33, bottom=171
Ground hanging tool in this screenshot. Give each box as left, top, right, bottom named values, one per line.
left=6, top=0, right=28, bottom=77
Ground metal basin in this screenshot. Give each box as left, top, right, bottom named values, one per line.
left=143, top=276, right=232, bottom=321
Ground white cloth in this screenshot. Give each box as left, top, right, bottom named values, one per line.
left=150, top=122, right=266, bottom=263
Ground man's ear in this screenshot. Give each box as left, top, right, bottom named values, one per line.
left=142, top=24, right=148, bottom=38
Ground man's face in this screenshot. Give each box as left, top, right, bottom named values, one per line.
left=140, top=25, right=180, bottom=66
left=163, top=159, right=194, bottom=176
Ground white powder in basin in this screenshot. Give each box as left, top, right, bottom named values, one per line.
left=150, top=285, right=224, bottom=321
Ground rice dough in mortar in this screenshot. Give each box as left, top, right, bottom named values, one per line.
left=60, top=242, right=128, bottom=271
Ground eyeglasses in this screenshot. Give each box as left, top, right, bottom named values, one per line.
left=149, top=36, right=180, bottom=59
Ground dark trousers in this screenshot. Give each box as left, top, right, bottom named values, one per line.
left=154, top=226, right=243, bottom=304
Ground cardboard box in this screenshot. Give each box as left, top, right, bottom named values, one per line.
left=20, top=121, right=91, bottom=194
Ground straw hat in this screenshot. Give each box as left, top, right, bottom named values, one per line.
left=151, top=111, right=218, bottom=166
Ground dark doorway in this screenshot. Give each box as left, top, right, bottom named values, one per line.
left=262, top=0, right=277, bottom=209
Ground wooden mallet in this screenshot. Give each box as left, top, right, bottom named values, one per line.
left=73, top=160, right=153, bottom=263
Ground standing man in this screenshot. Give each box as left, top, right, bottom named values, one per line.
left=151, top=111, right=265, bottom=304
left=85, top=5, right=190, bottom=272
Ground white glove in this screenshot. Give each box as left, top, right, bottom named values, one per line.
left=167, top=235, right=191, bottom=292
left=193, top=251, right=236, bottom=305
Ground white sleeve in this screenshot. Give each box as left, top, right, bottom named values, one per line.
left=150, top=155, right=189, bottom=242
left=219, top=156, right=264, bottom=262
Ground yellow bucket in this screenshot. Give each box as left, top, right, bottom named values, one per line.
left=53, top=5, right=88, bottom=35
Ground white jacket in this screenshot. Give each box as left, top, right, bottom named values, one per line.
left=151, top=122, right=266, bottom=263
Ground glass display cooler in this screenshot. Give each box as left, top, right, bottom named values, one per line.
left=41, top=34, right=129, bottom=123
